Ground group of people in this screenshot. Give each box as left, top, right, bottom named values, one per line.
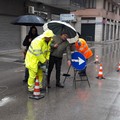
left=23, top=26, right=93, bottom=92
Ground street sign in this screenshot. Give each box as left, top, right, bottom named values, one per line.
left=71, top=52, right=86, bottom=70
left=60, top=14, right=76, bottom=22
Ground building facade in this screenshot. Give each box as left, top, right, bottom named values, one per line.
left=0, top=0, right=26, bottom=51
left=0, top=0, right=120, bottom=52
left=72, top=0, right=120, bottom=43
left=0, top=0, right=71, bottom=52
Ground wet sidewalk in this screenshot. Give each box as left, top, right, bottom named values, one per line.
left=0, top=49, right=24, bottom=63
left=36, top=58, right=120, bottom=120
left=0, top=42, right=120, bottom=120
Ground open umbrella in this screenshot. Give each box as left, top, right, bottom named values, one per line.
left=11, top=15, right=45, bottom=26
left=43, top=20, right=78, bottom=43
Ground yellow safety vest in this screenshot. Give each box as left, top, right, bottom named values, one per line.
left=25, top=36, right=52, bottom=72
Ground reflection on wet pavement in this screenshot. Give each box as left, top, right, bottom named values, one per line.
left=0, top=42, right=120, bottom=120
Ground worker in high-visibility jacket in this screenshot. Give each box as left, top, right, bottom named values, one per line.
left=25, top=30, right=54, bottom=92
left=75, top=32, right=93, bottom=75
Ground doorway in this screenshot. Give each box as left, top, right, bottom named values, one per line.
left=81, top=24, right=95, bottom=41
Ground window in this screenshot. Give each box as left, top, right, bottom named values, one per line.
left=112, top=5, right=117, bottom=14
left=103, top=0, right=106, bottom=10
left=114, top=24, right=116, bottom=39
left=84, top=0, right=96, bottom=8
left=111, top=25, right=113, bottom=39
left=115, top=7, right=117, bottom=14
left=106, top=24, right=109, bottom=40
left=70, top=0, right=87, bottom=7
left=118, top=26, right=120, bottom=39
left=108, top=2, right=111, bottom=11
left=102, top=23, right=105, bottom=41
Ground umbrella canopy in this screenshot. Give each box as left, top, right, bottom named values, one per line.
left=11, top=15, right=45, bottom=26
left=43, top=20, right=78, bottom=43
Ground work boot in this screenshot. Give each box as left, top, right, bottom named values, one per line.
left=23, top=79, right=27, bottom=83
left=56, top=83, right=64, bottom=88
left=28, top=87, right=34, bottom=92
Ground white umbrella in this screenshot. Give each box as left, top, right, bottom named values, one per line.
left=43, top=20, right=78, bottom=43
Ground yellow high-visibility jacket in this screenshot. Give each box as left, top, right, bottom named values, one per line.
left=75, top=38, right=93, bottom=59
left=25, top=35, right=52, bottom=73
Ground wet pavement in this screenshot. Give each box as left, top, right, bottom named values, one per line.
left=0, top=42, right=120, bottom=120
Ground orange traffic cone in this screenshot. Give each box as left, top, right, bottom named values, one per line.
left=117, top=62, right=120, bottom=72
left=94, top=55, right=99, bottom=64
left=29, top=76, right=44, bottom=100
left=96, top=64, right=105, bottom=79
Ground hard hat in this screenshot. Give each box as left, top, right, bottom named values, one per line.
left=43, top=30, right=54, bottom=37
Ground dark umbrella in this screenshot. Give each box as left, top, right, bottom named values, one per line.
left=43, top=20, right=78, bottom=43
left=11, top=15, right=45, bottom=26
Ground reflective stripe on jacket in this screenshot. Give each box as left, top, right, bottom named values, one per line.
left=75, top=38, right=93, bottom=59
left=25, top=35, right=52, bottom=72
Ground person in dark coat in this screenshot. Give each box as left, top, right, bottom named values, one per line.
left=23, top=26, right=38, bottom=83
left=47, top=32, right=71, bottom=88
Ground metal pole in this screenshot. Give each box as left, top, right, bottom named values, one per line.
left=63, top=65, right=71, bottom=84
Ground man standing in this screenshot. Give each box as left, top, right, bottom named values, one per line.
left=47, top=32, right=71, bottom=88
left=25, top=30, right=54, bottom=92
left=75, top=32, right=93, bottom=75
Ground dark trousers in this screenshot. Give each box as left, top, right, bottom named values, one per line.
left=24, top=68, right=29, bottom=81
left=47, top=55, right=62, bottom=85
